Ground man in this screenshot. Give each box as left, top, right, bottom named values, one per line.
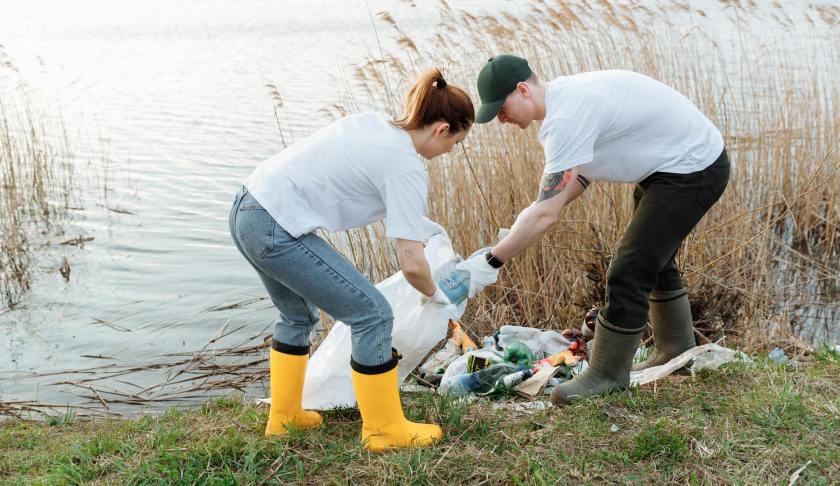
left=456, top=55, right=730, bottom=404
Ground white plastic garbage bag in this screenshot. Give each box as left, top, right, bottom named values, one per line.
left=301, top=221, right=466, bottom=410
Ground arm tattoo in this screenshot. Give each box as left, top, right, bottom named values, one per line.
left=537, top=169, right=573, bottom=201
left=402, top=249, right=413, bottom=258
left=577, top=174, right=591, bottom=189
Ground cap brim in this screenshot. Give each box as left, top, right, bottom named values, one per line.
left=476, top=99, right=505, bottom=124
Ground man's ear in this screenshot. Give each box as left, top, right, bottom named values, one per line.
left=434, top=122, right=450, bottom=138
left=517, top=81, right=530, bottom=98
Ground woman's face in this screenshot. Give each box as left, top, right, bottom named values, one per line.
left=426, top=123, right=469, bottom=159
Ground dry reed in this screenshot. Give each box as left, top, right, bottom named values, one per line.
left=0, top=49, right=76, bottom=308
left=305, top=0, right=839, bottom=348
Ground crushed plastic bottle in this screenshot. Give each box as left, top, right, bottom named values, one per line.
left=433, top=257, right=470, bottom=306
left=419, top=338, right=460, bottom=376
left=482, top=335, right=497, bottom=349
left=768, top=347, right=789, bottom=365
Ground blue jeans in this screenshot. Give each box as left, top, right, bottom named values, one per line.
left=229, top=187, right=394, bottom=367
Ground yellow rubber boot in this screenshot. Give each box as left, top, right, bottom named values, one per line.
left=351, top=351, right=443, bottom=452
left=264, top=340, right=322, bottom=437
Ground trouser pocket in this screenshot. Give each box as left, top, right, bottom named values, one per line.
left=697, top=149, right=731, bottom=210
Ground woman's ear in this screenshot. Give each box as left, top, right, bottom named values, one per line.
left=433, top=122, right=450, bottom=138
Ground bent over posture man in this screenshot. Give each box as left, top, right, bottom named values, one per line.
left=457, top=55, right=730, bottom=404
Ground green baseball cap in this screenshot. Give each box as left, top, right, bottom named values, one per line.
left=475, top=55, right=533, bottom=123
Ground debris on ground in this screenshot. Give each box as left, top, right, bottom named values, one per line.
left=398, top=384, right=429, bottom=393
left=514, top=364, right=557, bottom=398
left=429, top=320, right=589, bottom=399
left=491, top=400, right=552, bottom=413
left=629, top=343, right=751, bottom=386
left=768, top=347, right=790, bottom=365
left=581, top=306, right=598, bottom=338
left=413, top=316, right=751, bottom=406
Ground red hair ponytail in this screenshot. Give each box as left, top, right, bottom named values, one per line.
left=393, top=68, right=474, bottom=133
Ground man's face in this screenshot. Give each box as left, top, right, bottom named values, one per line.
left=497, top=84, right=534, bottom=129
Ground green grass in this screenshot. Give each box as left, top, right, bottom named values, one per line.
left=2, top=351, right=838, bottom=485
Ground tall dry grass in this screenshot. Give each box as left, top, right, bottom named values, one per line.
left=0, top=50, right=75, bottom=308
left=270, top=0, right=839, bottom=348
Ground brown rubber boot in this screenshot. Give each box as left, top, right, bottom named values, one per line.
left=551, top=314, right=643, bottom=405
left=632, top=288, right=696, bottom=372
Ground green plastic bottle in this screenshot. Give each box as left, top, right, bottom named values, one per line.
left=503, top=340, right=535, bottom=367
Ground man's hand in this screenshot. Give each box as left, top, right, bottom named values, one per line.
left=455, top=253, right=500, bottom=298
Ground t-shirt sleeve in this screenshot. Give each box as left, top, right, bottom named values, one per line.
left=541, top=93, right=604, bottom=174
left=380, top=170, right=428, bottom=241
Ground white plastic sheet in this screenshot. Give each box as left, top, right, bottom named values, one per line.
left=630, top=343, right=750, bottom=386
left=300, top=223, right=465, bottom=410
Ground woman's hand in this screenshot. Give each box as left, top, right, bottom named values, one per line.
left=421, top=287, right=452, bottom=306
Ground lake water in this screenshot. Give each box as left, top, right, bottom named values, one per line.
left=1, top=0, right=837, bottom=415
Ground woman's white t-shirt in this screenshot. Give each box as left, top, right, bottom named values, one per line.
left=245, top=112, right=428, bottom=241
left=539, top=70, right=724, bottom=183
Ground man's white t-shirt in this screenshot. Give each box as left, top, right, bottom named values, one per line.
left=245, top=112, right=428, bottom=241
left=539, top=70, right=724, bottom=183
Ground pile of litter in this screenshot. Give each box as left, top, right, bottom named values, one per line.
left=406, top=319, right=751, bottom=405
left=416, top=321, right=587, bottom=399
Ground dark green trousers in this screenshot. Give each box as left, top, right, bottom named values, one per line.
left=601, top=149, right=730, bottom=329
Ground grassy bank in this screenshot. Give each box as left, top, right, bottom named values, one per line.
left=2, top=348, right=837, bottom=485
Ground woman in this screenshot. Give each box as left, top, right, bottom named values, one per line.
left=229, top=69, right=474, bottom=452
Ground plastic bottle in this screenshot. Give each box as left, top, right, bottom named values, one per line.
left=433, top=258, right=470, bottom=306
left=419, top=338, right=460, bottom=376
left=496, top=368, right=534, bottom=392
left=444, top=372, right=485, bottom=397
left=503, top=340, right=536, bottom=367
left=482, top=336, right=496, bottom=349
left=768, top=347, right=789, bottom=365
left=444, top=363, right=520, bottom=397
